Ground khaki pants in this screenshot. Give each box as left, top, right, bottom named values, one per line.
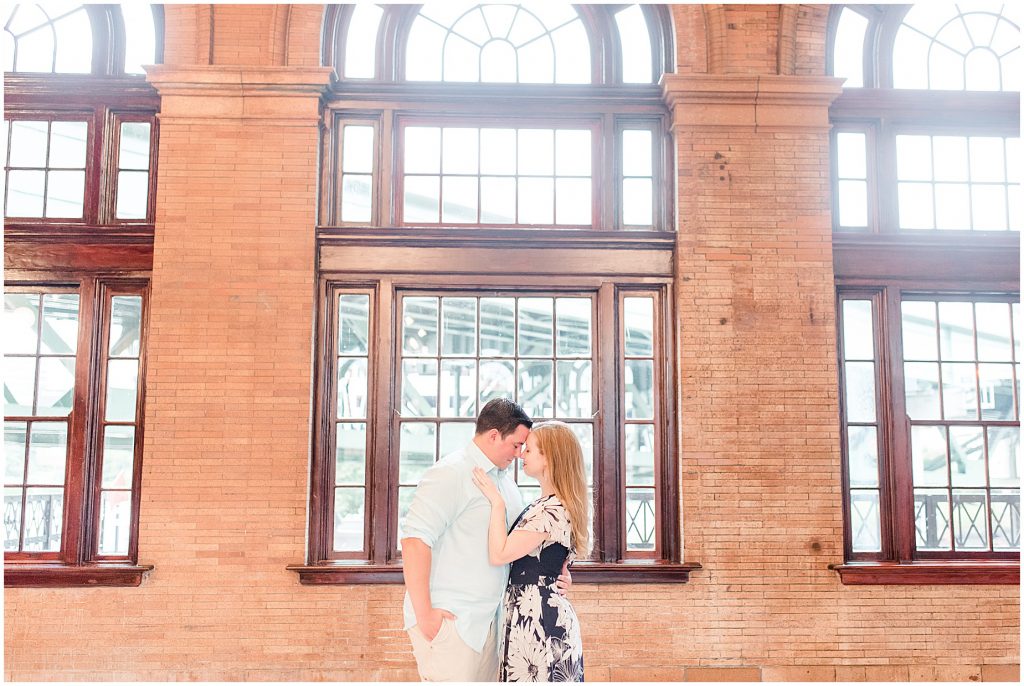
left=407, top=619, right=498, bottom=682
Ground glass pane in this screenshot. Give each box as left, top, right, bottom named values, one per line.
left=837, top=132, right=866, bottom=178
left=970, top=137, right=1005, bottom=183
left=934, top=182, right=970, bottom=231
left=341, top=174, right=372, bottom=223
left=333, top=487, right=365, bottom=551
left=941, top=362, right=978, bottom=420
left=6, top=170, right=46, bottom=216
left=443, top=32, right=480, bottom=82
left=8, top=121, right=48, bottom=167
left=932, top=136, right=968, bottom=182
left=335, top=422, right=366, bottom=486
left=988, top=426, right=1020, bottom=487
left=101, top=425, right=135, bottom=489
left=399, top=422, right=437, bottom=484
left=403, top=175, right=440, bottom=223
left=552, top=19, right=590, bottom=84
left=832, top=8, right=868, bottom=88
left=442, top=128, right=478, bottom=175
left=48, top=121, right=87, bottom=168
left=914, top=489, right=951, bottom=551
left=5, top=422, right=27, bottom=484
left=844, top=361, right=876, bottom=423
left=342, top=126, right=375, bottom=176
left=624, top=424, right=655, bottom=486
left=40, top=293, right=80, bottom=354
left=556, top=298, right=591, bottom=357
left=850, top=490, right=881, bottom=552
left=98, top=490, right=131, bottom=555
left=344, top=4, right=383, bottom=78
left=623, top=177, right=654, bottom=226
left=440, top=360, right=477, bottom=418
left=439, top=421, right=475, bottom=458
left=12, top=13, right=54, bottom=72
left=556, top=360, right=592, bottom=418
left=338, top=294, right=369, bottom=356
left=405, top=127, right=440, bottom=174
left=121, top=2, right=157, bottom=75
left=479, top=360, right=515, bottom=405
left=949, top=425, right=986, bottom=487
left=480, top=177, right=516, bottom=224
left=901, top=301, right=938, bottom=361
left=990, top=489, right=1020, bottom=551
left=4, top=488, right=22, bottom=551
left=517, top=177, right=554, bottom=224
left=904, top=362, right=941, bottom=420
left=480, top=298, right=515, bottom=356
left=624, top=297, right=654, bottom=356
left=842, top=300, right=874, bottom=360
left=847, top=425, right=879, bottom=488
left=898, top=183, right=934, bottom=229
left=616, top=5, right=653, bottom=84
left=971, top=185, right=1008, bottom=231
left=518, top=360, right=553, bottom=418
left=3, top=357, right=37, bottom=417
left=978, top=363, right=1015, bottom=421
left=36, top=357, right=75, bottom=417
left=441, top=176, right=478, bottom=223
left=976, top=302, right=1013, bottom=362
left=45, top=170, right=85, bottom=218
left=896, top=135, right=932, bottom=181
left=338, top=356, right=370, bottom=421
left=571, top=423, right=594, bottom=485
left=911, top=425, right=948, bottom=487
left=939, top=301, right=975, bottom=361
left=518, top=298, right=553, bottom=356
left=405, top=17, right=445, bottom=81
left=26, top=422, right=67, bottom=485
left=403, top=297, right=439, bottom=356
left=837, top=180, right=868, bottom=227
left=109, top=296, right=142, bottom=357
left=5, top=293, right=40, bottom=354
left=625, top=488, right=655, bottom=551
left=52, top=8, right=91, bottom=74
left=555, top=177, right=591, bottom=225
left=480, top=129, right=517, bottom=175
left=480, top=39, right=517, bottom=83
left=625, top=359, right=654, bottom=420
left=113, top=170, right=148, bottom=219
left=518, top=129, right=554, bottom=176
left=105, top=359, right=139, bottom=422
left=555, top=129, right=591, bottom=176
left=402, top=360, right=438, bottom=417
left=21, top=487, right=62, bottom=551
left=952, top=490, right=989, bottom=550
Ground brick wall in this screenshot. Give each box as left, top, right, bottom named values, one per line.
left=3, top=4, right=1019, bottom=682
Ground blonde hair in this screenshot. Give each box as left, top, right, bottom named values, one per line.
left=531, top=421, right=591, bottom=557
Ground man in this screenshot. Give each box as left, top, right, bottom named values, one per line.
left=401, top=397, right=569, bottom=682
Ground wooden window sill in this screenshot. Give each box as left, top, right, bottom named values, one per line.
left=288, top=560, right=702, bottom=585
left=829, top=561, right=1018, bottom=585
left=4, top=563, right=154, bottom=588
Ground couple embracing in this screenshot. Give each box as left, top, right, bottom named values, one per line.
left=401, top=398, right=590, bottom=682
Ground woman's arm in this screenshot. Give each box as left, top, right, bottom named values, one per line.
left=472, top=467, right=548, bottom=565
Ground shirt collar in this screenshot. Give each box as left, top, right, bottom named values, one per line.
left=466, top=440, right=504, bottom=475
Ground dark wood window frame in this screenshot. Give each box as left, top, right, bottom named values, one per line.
left=4, top=276, right=153, bottom=588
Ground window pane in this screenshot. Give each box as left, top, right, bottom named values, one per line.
left=556, top=129, right=591, bottom=176
left=26, top=422, right=67, bottom=485
left=6, top=170, right=46, bottom=216
left=988, top=426, right=1020, bottom=488
left=952, top=490, right=989, bottom=550
left=440, top=360, right=477, bottom=418
left=518, top=298, right=553, bottom=356
left=479, top=359, right=515, bottom=405
left=847, top=425, right=879, bottom=488
left=625, top=359, right=654, bottom=420
left=115, top=170, right=149, bottom=219
left=36, top=357, right=75, bottom=417
left=904, top=362, right=941, bottom=420
left=555, top=177, right=590, bottom=225
left=837, top=132, right=867, bottom=178
left=335, top=422, right=366, bottom=486
left=98, top=490, right=131, bottom=555
left=442, top=298, right=476, bottom=357
left=4, top=488, right=23, bottom=551
left=5, top=293, right=40, bottom=354
left=47, top=121, right=87, bottom=168
left=337, top=358, right=368, bottom=419
left=976, top=302, right=1013, bottom=362
left=616, top=5, right=653, bottom=84
left=518, top=360, right=553, bottom=418
left=915, top=489, right=952, bottom=550
left=932, top=136, right=968, bottom=182
left=341, top=174, right=372, bottom=223
left=333, top=487, right=365, bottom=552
left=44, top=170, right=85, bottom=218
left=402, top=360, right=438, bottom=417
left=911, top=425, right=948, bottom=487
left=837, top=180, right=868, bottom=227
left=933, top=183, right=971, bottom=231
left=518, top=129, right=554, bottom=176
left=344, top=4, right=383, bottom=79
left=342, top=126, right=374, bottom=174
left=970, top=138, right=1006, bottom=183
left=109, top=296, right=142, bottom=357
left=403, top=176, right=440, bottom=223
left=625, top=488, right=655, bottom=551
left=34, top=293, right=75, bottom=346
left=104, top=359, right=139, bottom=422
left=844, top=361, right=876, bottom=423
left=403, top=297, right=439, bottom=356
left=517, top=177, right=553, bottom=224
left=338, top=294, right=370, bottom=355
left=942, top=362, right=979, bottom=420
left=481, top=39, right=518, bottom=83
left=5, top=422, right=28, bottom=484
left=399, top=422, right=436, bottom=484
left=896, top=136, right=932, bottom=181
left=978, top=363, right=1015, bottom=420
left=990, top=489, right=1020, bottom=550
left=480, top=129, right=517, bottom=175
left=480, top=177, right=516, bottom=224
left=21, top=487, right=62, bottom=551
left=442, top=128, right=478, bottom=175
left=938, top=301, right=975, bottom=361
left=949, top=425, right=986, bottom=488
left=842, top=300, right=874, bottom=360
left=52, top=8, right=91, bottom=74
left=441, top=176, right=478, bottom=223
left=898, top=183, right=934, bottom=229
left=3, top=358, right=36, bottom=417
left=623, top=177, right=653, bottom=226
left=121, top=2, right=156, bottom=75
left=556, top=298, right=591, bottom=357
left=405, top=128, right=440, bottom=174
left=480, top=298, right=515, bottom=356
left=850, top=490, right=881, bottom=552
left=624, top=424, right=654, bottom=486
left=555, top=360, right=591, bottom=418
left=8, top=120, right=48, bottom=167
left=101, top=425, right=136, bottom=488
left=439, top=421, right=475, bottom=458
left=971, top=185, right=1007, bottom=230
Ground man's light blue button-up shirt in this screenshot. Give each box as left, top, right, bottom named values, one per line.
left=401, top=441, right=524, bottom=653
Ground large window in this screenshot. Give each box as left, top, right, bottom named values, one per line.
left=829, top=3, right=1020, bottom=584
left=3, top=3, right=162, bottom=587
left=295, top=4, right=690, bottom=583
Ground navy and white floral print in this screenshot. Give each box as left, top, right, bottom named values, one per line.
left=500, top=495, right=584, bottom=682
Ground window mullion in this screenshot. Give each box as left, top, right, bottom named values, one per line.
left=370, top=279, right=395, bottom=564
left=380, top=110, right=395, bottom=225
left=881, top=285, right=915, bottom=561
left=595, top=282, right=620, bottom=560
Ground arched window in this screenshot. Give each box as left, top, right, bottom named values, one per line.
left=298, top=5, right=693, bottom=585
left=827, top=4, right=1020, bottom=585
left=3, top=3, right=162, bottom=587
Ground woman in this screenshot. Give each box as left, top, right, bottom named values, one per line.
left=471, top=420, right=591, bottom=682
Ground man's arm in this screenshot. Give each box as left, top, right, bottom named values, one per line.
left=401, top=537, right=455, bottom=641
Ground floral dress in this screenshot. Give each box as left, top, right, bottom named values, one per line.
left=500, top=495, right=584, bottom=682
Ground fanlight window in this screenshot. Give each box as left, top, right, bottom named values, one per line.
left=407, top=3, right=591, bottom=83
left=894, top=3, right=1021, bottom=91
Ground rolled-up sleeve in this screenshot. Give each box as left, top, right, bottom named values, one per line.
left=400, top=464, right=460, bottom=548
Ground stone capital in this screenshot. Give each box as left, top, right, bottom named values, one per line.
left=660, top=74, right=844, bottom=132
